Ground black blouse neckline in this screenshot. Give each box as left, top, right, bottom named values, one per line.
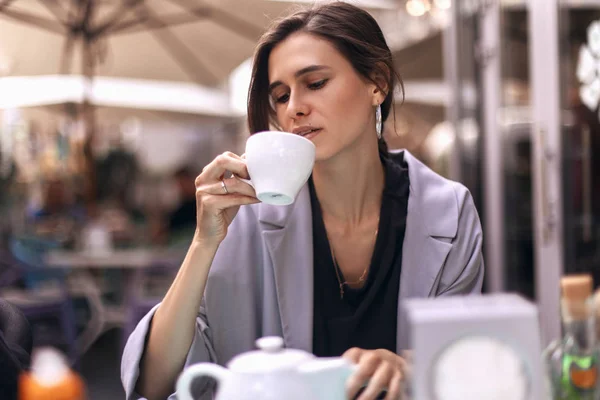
left=311, top=152, right=410, bottom=357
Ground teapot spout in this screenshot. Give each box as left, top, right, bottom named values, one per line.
left=297, top=358, right=356, bottom=400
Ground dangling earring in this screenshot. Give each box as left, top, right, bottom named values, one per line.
left=375, top=104, right=382, bottom=139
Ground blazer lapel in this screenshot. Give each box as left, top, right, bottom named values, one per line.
left=259, top=185, right=314, bottom=353
left=397, top=151, right=458, bottom=350
left=400, top=211, right=452, bottom=299
left=399, top=151, right=458, bottom=299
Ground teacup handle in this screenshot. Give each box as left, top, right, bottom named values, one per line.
left=176, top=363, right=230, bottom=400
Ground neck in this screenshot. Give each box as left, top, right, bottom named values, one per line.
left=312, top=138, right=385, bottom=227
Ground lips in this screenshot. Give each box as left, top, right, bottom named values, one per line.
left=292, top=126, right=322, bottom=137
left=299, top=128, right=321, bottom=137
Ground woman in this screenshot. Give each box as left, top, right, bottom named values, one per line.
left=121, top=3, right=484, bottom=400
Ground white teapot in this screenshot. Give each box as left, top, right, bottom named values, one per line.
left=176, top=336, right=356, bottom=400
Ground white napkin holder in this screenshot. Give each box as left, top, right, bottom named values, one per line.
left=404, top=293, right=546, bottom=400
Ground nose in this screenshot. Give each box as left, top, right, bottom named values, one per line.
left=285, top=91, right=310, bottom=121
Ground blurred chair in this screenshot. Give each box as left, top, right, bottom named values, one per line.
left=0, top=298, right=33, bottom=400
left=0, top=237, right=77, bottom=364
left=122, top=261, right=179, bottom=350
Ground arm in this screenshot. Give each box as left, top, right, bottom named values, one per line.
left=122, top=152, right=259, bottom=400
left=121, top=203, right=261, bottom=400
left=135, top=240, right=218, bottom=400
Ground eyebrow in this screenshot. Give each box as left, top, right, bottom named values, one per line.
left=268, top=65, right=330, bottom=93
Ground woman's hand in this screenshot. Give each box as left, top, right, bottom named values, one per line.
left=343, top=348, right=406, bottom=400
left=193, top=151, right=259, bottom=246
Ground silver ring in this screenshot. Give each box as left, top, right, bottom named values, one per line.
left=221, top=179, right=229, bottom=194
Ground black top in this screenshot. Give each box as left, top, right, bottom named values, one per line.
left=311, top=152, right=410, bottom=357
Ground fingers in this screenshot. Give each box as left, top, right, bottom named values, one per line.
left=193, top=152, right=259, bottom=229
left=384, top=371, right=403, bottom=400
left=357, top=364, right=394, bottom=400
left=198, top=191, right=259, bottom=214
left=343, top=347, right=364, bottom=364
left=345, top=349, right=405, bottom=400
left=197, top=177, right=256, bottom=198
left=196, top=152, right=249, bottom=184
left=346, top=352, right=379, bottom=399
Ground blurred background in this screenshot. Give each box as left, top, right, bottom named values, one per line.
left=0, top=0, right=598, bottom=397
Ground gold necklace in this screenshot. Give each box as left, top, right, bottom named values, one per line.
left=327, top=224, right=379, bottom=299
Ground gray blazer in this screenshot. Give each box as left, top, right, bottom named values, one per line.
left=121, top=150, right=484, bottom=400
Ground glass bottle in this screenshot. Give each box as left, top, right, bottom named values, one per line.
left=544, top=274, right=599, bottom=399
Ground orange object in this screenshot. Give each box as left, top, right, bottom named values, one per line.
left=18, top=348, right=86, bottom=400
left=570, top=364, right=598, bottom=390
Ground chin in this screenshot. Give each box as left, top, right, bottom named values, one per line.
left=311, top=132, right=362, bottom=162
left=313, top=144, right=342, bottom=162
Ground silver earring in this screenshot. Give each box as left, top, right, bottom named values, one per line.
left=375, top=104, right=382, bottom=139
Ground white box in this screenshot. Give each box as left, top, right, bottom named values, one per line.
left=404, top=293, right=546, bottom=400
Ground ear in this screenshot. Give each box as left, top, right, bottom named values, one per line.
left=369, top=63, right=391, bottom=105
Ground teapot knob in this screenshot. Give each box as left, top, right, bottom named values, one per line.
left=256, top=336, right=284, bottom=353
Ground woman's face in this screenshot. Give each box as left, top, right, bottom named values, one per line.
left=268, top=32, right=383, bottom=161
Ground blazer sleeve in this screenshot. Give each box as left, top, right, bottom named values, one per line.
left=435, top=185, right=485, bottom=296
left=120, top=203, right=261, bottom=400
left=121, top=301, right=217, bottom=400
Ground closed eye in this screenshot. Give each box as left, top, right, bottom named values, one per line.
left=308, top=79, right=328, bottom=90
left=272, top=79, right=328, bottom=105
left=274, top=93, right=289, bottom=104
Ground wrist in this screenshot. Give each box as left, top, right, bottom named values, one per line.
left=192, top=229, right=224, bottom=249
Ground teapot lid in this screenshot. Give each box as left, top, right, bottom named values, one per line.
left=228, top=337, right=314, bottom=374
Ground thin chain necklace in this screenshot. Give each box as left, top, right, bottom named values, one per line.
left=327, top=221, right=379, bottom=299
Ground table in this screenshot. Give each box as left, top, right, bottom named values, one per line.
left=44, top=248, right=185, bottom=355
left=45, top=248, right=185, bottom=269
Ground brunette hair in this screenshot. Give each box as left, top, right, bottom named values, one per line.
left=247, top=1, right=403, bottom=154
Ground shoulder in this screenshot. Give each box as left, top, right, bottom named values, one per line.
left=402, top=150, right=470, bottom=201
left=399, top=150, right=477, bottom=239
left=395, top=151, right=483, bottom=294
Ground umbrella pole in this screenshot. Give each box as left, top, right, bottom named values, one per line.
left=81, top=37, right=98, bottom=217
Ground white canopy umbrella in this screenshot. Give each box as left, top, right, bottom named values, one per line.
left=0, top=0, right=296, bottom=85
left=0, top=0, right=399, bottom=84
left=0, top=75, right=237, bottom=117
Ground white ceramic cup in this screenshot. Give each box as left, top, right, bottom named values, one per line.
left=240, top=131, right=315, bottom=206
